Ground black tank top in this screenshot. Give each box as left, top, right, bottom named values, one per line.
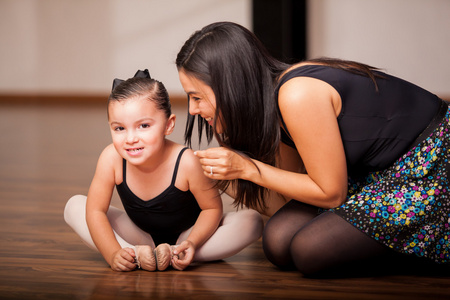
left=116, top=147, right=201, bottom=245
left=275, top=65, right=443, bottom=176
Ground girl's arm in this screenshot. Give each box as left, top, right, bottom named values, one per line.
left=195, top=77, right=348, bottom=210
left=86, top=144, right=136, bottom=271
left=172, top=149, right=223, bottom=270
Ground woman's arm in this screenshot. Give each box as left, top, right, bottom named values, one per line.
left=195, top=77, right=348, bottom=209
left=86, top=144, right=136, bottom=271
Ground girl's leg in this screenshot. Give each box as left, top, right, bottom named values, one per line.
left=262, top=200, right=319, bottom=269
left=290, top=211, right=392, bottom=277
left=64, top=195, right=155, bottom=250
left=177, top=209, right=264, bottom=262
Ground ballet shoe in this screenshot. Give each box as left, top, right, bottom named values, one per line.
left=134, top=245, right=156, bottom=271
left=154, top=243, right=176, bottom=271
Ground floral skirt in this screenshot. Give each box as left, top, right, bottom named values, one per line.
left=333, top=101, right=450, bottom=264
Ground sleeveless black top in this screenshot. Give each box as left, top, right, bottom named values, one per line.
left=275, top=65, right=442, bottom=176
left=116, top=147, right=201, bottom=245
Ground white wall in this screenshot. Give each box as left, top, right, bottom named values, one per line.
left=308, top=0, right=450, bottom=97
left=0, top=0, right=251, bottom=95
left=1, top=0, right=449, bottom=97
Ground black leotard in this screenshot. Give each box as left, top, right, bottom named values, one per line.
left=275, top=65, right=442, bottom=176
left=116, top=147, right=201, bottom=245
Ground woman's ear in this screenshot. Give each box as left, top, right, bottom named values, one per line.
left=165, top=114, right=176, bottom=135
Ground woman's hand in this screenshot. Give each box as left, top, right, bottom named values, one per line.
left=171, top=240, right=196, bottom=271
left=110, top=247, right=137, bottom=272
left=194, top=147, right=254, bottom=181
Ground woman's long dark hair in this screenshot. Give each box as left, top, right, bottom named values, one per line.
left=176, top=22, right=289, bottom=212
left=176, top=21, right=381, bottom=212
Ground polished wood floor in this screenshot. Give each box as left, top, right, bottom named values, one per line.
left=0, top=101, right=449, bottom=300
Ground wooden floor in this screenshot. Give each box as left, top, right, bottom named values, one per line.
left=1, top=101, right=450, bottom=300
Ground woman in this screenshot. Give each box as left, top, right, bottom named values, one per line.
left=176, top=22, right=450, bottom=277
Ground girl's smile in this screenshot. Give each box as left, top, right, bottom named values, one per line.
left=126, top=147, right=144, bottom=156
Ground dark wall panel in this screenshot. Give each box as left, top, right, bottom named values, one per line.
left=252, top=0, right=307, bottom=63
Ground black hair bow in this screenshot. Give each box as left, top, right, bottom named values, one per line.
left=111, top=69, right=151, bottom=91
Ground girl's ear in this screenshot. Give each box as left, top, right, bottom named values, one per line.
left=165, top=114, right=176, bottom=135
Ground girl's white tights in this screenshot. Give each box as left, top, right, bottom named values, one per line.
left=64, top=195, right=264, bottom=261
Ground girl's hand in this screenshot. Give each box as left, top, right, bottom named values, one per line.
left=194, top=147, right=254, bottom=181
left=171, top=240, right=195, bottom=271
left=110, top=247, right=137, bottom=272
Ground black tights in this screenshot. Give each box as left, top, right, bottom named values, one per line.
left=263, top=200, right=440, bottom=278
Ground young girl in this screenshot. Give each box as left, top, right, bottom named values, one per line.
left=64, top=69, right=263, bottom=272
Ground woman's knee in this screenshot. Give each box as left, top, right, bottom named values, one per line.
left=262, top=213, right=294, bottom=268
left=289, top=232, right=322, bottom=275
left=262, top=218, right=279, bottom=265
left=261, top=214, right=280, bottom=245
left=262, top=201, right=322, bottom=269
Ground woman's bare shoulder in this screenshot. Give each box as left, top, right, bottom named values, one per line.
left=278, top=62, right=322, bottom=82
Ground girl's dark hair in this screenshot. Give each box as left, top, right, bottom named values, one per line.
left=176, top=21, right=381, bottom=212
left=108, top=77, right=171, bottom=118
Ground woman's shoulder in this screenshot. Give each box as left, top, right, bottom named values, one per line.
left=277, top=66, right=342, bottom=118
left=278, top=62, right=324, bottom=83
left=278, top=68, right=338, bottom=100
left=276, top=63, right=336, bottom=98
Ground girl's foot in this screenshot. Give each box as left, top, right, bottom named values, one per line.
left=134, top=245, right=156, bottom=271
left=154, top=243, right=176, bottom=271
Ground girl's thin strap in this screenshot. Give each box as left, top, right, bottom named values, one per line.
left=122, top=158, right=127, bottom=181
left=171, top=147, right=189, bottom=186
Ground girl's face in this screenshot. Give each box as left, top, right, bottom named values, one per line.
left=178, top=70, right=223, bottom=134
left=108, top=97, right=175, bottom=165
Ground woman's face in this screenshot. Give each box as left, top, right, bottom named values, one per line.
left=178, top=70, right=223, bottom=134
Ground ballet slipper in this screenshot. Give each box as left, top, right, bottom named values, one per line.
left=134, top=245, right=156, bottom=271
left=155, top=243, right=182, bottom=271
left=154, top=243, right=172, bottom=271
